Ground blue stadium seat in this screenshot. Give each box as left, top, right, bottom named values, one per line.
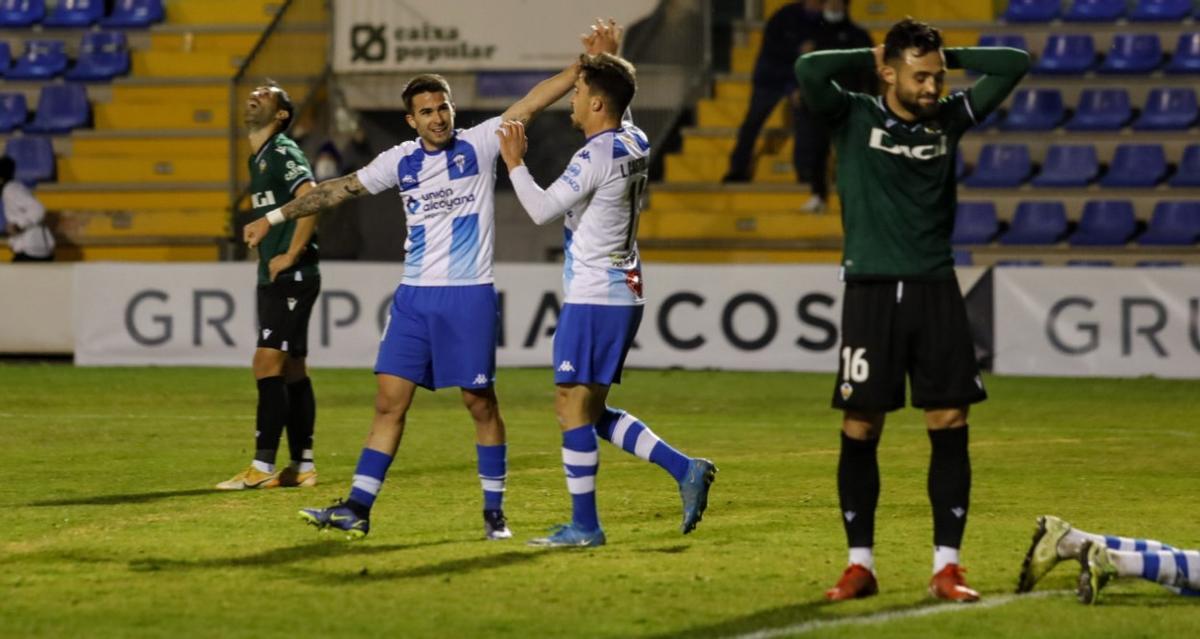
left=6, top=40, right=68, bottom=80
left=1001, top=89, right=1065, bottom=131
left=1064, top=0, right=1127, bottom=21
left=0, top=41, right=10, bottom=76
left=3, top=136, right=55, bottom=184
left=1139, top=201, right=1200, bottom=245
left=1168, top=144, right=1200, bottom=186
left=953, top=249, right=973, bottom=266
left=964, top=144, right=1032, bottom=188
left=999, top=201, right=1069, bottom=245
left=1033, top=35, right=1097, bottom=74
left=0, top=93, right=28, bottom=133
left=0, top=0, right=45, bottom=27
left=42, top=0, right=103, bottom=27
left=66, top=32, right=131, bottom=81
left=1136, top=260, right=1185, bottom=267
left=952, top=202, right=1000, bottom=245
left=1100, top=144, right=1167, bottom=187
left=978, top=109, right=1003, bottom=129
left=24, top=84, right=90, bottom=134
left=1069, top=200, right=1137, bottom=245
left=979, top=34, right=1029, bottom=50
left=103, top=0, right=164, bottom=27
left=1165, top=33, right=1200, bottom=74
left=1098, top=34, right=1164, bottom=74
left=1133, top=88, right=1199, bottom=130
left=995, top=259, right=1044, bottom=267
left=1067, top=259, right=1115, bottom=266
left=1005, top=0, right=1061, bottom=22
left=1130, top=0, right=1193, bottom=21
left=955, top=151, right=966, bottom=180
left=1066, top=89, right=1133, bottom=131
left=1032, top=145, right=1099, bottom=187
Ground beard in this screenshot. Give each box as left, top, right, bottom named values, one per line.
left=897, top=90, right=941, bottom=120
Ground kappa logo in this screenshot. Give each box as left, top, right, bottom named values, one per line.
left=402, top=174, right=417, bottom=184
left=262, top=328, right=272, bottom=340
left=951, top=507, right=967, bottom=519
left=287, top=297, right=298, bottom=311
left=473, top=374, right=488, bottom=385
left=844, top=510, right=857, bottom=523
left=840, top=382, right=854, bottom=401
left=579, top=150, right=591, bottom=162
left=557, top=360, right=576, bottom=373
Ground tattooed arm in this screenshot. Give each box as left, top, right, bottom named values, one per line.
left=244, top=173, right=368, bottom=248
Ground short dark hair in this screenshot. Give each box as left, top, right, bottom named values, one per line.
left=0, top=155, right=14, bottom=182
left=579, top=53, right=637, bottom=116
left=402, top=74, right=452, bottom=112
left=883, top=18, right=943, bottom=62
left=264, top=79, right=295, bottom=131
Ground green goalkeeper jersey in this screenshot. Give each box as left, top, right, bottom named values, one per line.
left=795, top=47, right=1029, bottom=280
left=248, top=133, right=319, bottom=286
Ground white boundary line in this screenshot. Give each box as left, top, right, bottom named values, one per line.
left=726, top=590, right=1069, bottom=639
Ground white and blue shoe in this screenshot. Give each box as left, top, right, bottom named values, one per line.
left=679, top=458, right=717, bottom=534
left=527, top=523, right=606, bottom=547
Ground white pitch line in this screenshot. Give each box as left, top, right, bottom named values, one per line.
left=726, top=590, right=1068, bottom=639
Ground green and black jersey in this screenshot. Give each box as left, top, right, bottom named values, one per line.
left=248, top=133, right=319, bottom=286
left=795, top=47, right=1029, bottom=280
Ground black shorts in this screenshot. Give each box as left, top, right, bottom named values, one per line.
left=256, top=276, right=320, bottom=357
left=831, top=278, right=987, bottom=412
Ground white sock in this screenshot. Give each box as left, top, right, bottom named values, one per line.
left=849, top=547, right=875, bottom=571
left=251, top=460, right=274, bottom=473
left=934, top=545, right=960, bottom=573
left=1109, top=549, right=1143, bottom=578
left=298, top=449, right=315, bottom=472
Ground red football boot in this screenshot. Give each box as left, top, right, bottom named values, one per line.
left=929, top=564, right=981, bottom=602
left=825, top=564, right=879, bottom=601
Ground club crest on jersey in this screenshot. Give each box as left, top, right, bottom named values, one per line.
left=840, top=382, right=854, bottom=400
left=868, top=127, right=948, bottom=160
left=453, top=154, right=466, bottom=172
left=566, top=162, right=582, bottom=177
left=258, top=160, right=267, bottom=172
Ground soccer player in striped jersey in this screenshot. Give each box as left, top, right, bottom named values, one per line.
left=496, top=21, right=717, bottom=547
left=244, top=22, right=615, bottom=541
left=1019, top=515, right=1200, bottom=604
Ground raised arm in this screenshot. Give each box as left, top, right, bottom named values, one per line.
left=500, top=18, right=622, bottom=125
left=793, top=48, right=876, bottom=119
left=944, top=47, right=1031, bottom=120
left=244, top=173, right=367, bottom=248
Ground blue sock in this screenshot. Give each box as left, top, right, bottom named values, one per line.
left=348, top=447, right=393, bottom=512
left=595, top=407, right=691, bottom=483
left=561, top=424, right=600, bottom=532
left=477, top=443, right=507, bottom=511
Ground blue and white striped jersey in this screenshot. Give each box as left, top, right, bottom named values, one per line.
left=357, top=116, right=502, bottom=286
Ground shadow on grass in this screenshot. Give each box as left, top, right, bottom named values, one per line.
left=317, top=548, right=552, bottom=584
left=650, top=598, right=961, bottom=639
left=129, top=539, right=456, bottom=572
left=28, top=489, right=226, bottom=507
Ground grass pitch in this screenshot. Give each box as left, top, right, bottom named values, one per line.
left=1, top=364, right=1198, bottom=638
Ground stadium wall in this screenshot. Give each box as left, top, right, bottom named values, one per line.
left=3, top=264, right=1197, bottom=378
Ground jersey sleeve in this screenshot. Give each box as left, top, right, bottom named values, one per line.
left=509, top=143, right=605, bottom=225
left=794, top=48, right=875, bottom=122
left=945, top=47, right=1031, bottom=123
left=460, top=116, right=504, bottom=163
left=355, top=145, right=404, bottom=195
left=939, top=91, right=978, bottom=132
left=277, top=146, right=316, bottom=194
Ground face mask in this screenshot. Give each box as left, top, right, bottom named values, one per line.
left=823, top=9, right=845, bottom=22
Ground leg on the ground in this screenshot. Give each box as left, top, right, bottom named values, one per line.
left=827, top=411, right=884, bottom=601
left=463, top=387, right=512, bottom=540
left=528, top=383, right=607, bottom=547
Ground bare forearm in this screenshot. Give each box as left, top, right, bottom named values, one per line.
left=501, top=64, right=577, bottom=125
left=280, top=174, right=365, bottom=220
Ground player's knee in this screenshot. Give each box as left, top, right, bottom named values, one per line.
left=252, top=349, right=286, bottom=378
left=283, top=356, right=307, bottom=383
left=843, top=410, right=885, bottom=440
left=925, top=407, right=968, bottom=430
left=374, top=392, right=408, bottom=422
left=462, top=390, right=498, bottom=423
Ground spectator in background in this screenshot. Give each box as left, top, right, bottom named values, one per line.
left=1, top=156, right=55, bottom=261
left=723, top=0, right=873, bottom=213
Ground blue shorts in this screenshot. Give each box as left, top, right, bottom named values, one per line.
left=375, top=284, right=498, bottom=390
left=553, top=303, right=644, bottom=386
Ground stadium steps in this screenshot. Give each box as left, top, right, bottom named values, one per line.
left=0, top=239, right=222, bottom=262
left=92, top=100, right=228, bottom=129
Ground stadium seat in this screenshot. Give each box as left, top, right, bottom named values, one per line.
left=0, top=93, right=28, bottom=133
left=1064, top=0, right=1127, bottom=21
left=995, top=259, right=1044, bottom=266
left=42, top=0, right=104, bottom=28
left=3, top=136, right=56, bottom=184
left=1033, top=35, right=1097, bottom=74
left=1098, top=34, right=1164, bottom=74
left=1130, top=0, right=1193, bottom=21
left=963, top=144, right=1032, bottom=188
left=103, top=0, right=165, bottom=27
left=6, top=40, right=68, bottom=81
left=1000, top=89, right=1065, bottom=131
left=1066, top=88, right=1133, bottom=131
left=1168, top=144, right=1200, bottom=186
left=0, top=41, right=10, bottom=76
left=1066, top=259, right=1115, bottom=266
left=24, top=84, right=90, bottom=134
left=999, top=201, right=1069, bottom=245
left=955, top=151, right=966, bottom=180
left=953, top=249, right=973, bottom=266
left=1004, top=0, right=1061, bottom=22
left=1069, top=200, right=1137, bottom=245
left=0, top=0, right=45, bottom=27
left=1138, top=201, right=1200, bottom=245
left=66, top=32, right=131, bottom=81
left=952, top=202, right=1000, bottom=245
left=1165, top=33, right=1200, bottom=74
left=1032, top=145, right=1099, bottom=187
left=1133, top=88, right=1199, bottom=130
left=978, top=109, right=1003, bottom=129
left=979, top=34, right=1029, bottom=50
left=1136, top=260, right=1184, bottom=267
left=1100, top=144, right=1167, bottom=187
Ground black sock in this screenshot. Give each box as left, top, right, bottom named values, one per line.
left=285, top=377, right=316, bottom=465
left=838, top=432, right=880, bottom=548
left=254, top=376, right=289, bottom=466
left=928, top=425, right=971, bottom=549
